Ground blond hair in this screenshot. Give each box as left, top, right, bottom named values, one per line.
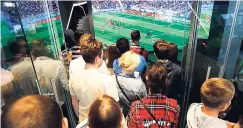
left=200, top=78, right=235, bottom=108
left=79, top=33, right=93, bottom=45
left=119, top=51, right=140, bottom=72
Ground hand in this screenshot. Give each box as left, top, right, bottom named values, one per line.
left=67, top=51, right=72, bottom=62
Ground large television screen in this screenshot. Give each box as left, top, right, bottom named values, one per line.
left=91, top=1, right=213, bottom=51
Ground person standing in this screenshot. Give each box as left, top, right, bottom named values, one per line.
left=69, top=38, right=119, bottom=122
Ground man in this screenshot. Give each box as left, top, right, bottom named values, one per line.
left=113, top=37, right=147, bottom=77
left=69, top=33, right=109, bottom=76
left=128, top=63, right=180, bottom=128
left=130, top=30, right=148, bottom=61
left=153, top=40, right=185, bottom=103
left=187, top=78, right=235, bottom=128
left=69, top=38, right=119, bottom=122
left=2, top=95, right=68, bottom=128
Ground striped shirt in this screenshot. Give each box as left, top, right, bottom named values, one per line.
left=61, top=45, right=81, bottom=68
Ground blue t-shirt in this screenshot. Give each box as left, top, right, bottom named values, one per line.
left=113, top=55, right=147, bottom=76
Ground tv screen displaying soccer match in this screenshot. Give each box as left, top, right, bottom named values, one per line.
left=91, top=1, right=213, bottom=51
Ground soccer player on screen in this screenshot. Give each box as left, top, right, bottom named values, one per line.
left=107, top=19, right=112, bottom=27
left=113, top=22, right=116, bottom=29
left=101, top=26, right=104, bottom=33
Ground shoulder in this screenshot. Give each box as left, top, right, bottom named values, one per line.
left=206, top=123, right=227, bottom=128
left=139, top=55, right=146, bottom=62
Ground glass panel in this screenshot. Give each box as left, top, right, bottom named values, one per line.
left=14, top=1, right=75, bottom=127
left=1, top=1, right=39, bottom=107
left=181, top=1, right=243, bottom=127
left=221, top=1, right=243, bottom=123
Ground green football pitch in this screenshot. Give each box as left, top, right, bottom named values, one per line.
left=93, top=12, right=210, bottom=52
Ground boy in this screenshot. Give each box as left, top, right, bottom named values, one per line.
left=187, top=78, right=235, bottom=128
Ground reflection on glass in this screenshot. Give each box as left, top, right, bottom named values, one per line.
left=1, top=2, right=39, bottom=104
left=16, top=1, right=64, bottom=60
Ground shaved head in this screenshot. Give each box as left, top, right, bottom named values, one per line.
left=3, top=95, right=63, bottom=128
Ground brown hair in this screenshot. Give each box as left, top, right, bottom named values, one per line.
left=88, top=95, right=122, bottom=128
left=200, top=78, right=235, bottom=108
left=3, top=95, right=63, bottom=128
left=131, top=30, right=140, bottom=41
left=168, top=42, right=178, bottom=62
left=106, top=44, right=121, bottom=68
left=153, top=40, right=169, bottom=60
left=80, top=38, right=103, bottom=64
left=146, top=62, right=167, bottom=94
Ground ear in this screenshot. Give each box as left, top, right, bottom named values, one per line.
left=62, top=117, right=68, bottom=128
left=220, top=102, right=231, bottom=112
left=145, top=76, right=148, bottom=80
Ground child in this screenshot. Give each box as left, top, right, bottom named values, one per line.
left=187, top=78, right=235, bottom=128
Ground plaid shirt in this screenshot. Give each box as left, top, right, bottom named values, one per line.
left=127, top=94, right=180, bottom=128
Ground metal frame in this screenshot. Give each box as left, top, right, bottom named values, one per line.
left=87, top=1, right=95, bottom=36
left=218, top=0, right=241, bottom=78
left=180, top=1, right=202, bottom=127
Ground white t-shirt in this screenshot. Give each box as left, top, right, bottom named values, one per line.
left=187, top=103, right=227, bottom=128
left=69, top=56, right=109, bottom=77
left=69, top=69, right=119, bottom=122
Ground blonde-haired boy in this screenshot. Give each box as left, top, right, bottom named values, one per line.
left=187, top=78, right=235, bottom=128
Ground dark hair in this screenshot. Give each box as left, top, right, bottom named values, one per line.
left=81, top=38, right=103, bottom=64
left=64, top=29, right=76, bottom=49
left=131, top=30, right=140, bottom=41
left=168, top=42, right=178, bottom=62
left=3, top=95, right=63, bottom=128
left=146, top=63, right=168, bottom=94
left=9, top=41, right=20, bottom=55
left=106, top=44, right=121, bottom=68
left=116, top=37, right=130, bottom=54
left=88, top=95, right=122, bottom=128
left=153, top=40, right=169, bottom=60
left=74, top=30, right=84, bottom=43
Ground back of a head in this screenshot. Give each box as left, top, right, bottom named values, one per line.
left=146, top=63, right=167, bottom=94
left=80, top=38, right=103, bottom=63
left=200, top=78, right=235, bottom=108
left=131, top=30, right=140, bottom=42
left=31, top=45, right=53, bottom=58
left=79, top=33, right=93, bottom=46
left=88, top=95, right=122, bottom=128
left=153, top=40, right=169, bottom=60
left=107, top=44, right=121, bottom=68
left=64, top=29, right=76, bottom=48
left=119, top=51, right=140, bottom=73
left=3, top=95, right=63, bottom=128
left=168, top=42, right=178, bottom=62
left=74, top=30, right=84, bottom=43
left=9, top=41, right=20, bottom=56
left=116, top=37, right=130, bottom=54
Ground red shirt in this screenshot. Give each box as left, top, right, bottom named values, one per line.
left=127, top=94, right=180, bottom=128
left=130, top=45, right=148, bottom=61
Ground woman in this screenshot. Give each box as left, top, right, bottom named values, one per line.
left=127, top=63, right=180, bottom=128
left=76, top=95, right=125, bottom=128
left=115, top=51, right=147, bottom=117
left=106, top=44, right=121, bottom=75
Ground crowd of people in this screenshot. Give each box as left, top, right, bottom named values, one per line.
left=2, top=29, right=243, bottom=128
